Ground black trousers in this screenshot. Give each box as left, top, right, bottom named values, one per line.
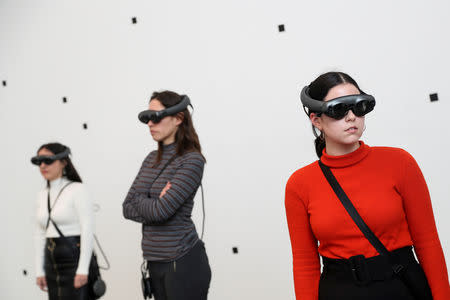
left=148, top=240, right=212, bottom=300
left=319, top=247, right=426, bottom=300
left=44, top=236, right=93, bottom=300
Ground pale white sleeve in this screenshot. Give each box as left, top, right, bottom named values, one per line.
left=34, top=192, right=46, bottom=277
left=74, top=185, right=95, bottom=275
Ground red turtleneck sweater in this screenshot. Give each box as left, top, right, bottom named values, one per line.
left=285, top=142, right=450, bottom=300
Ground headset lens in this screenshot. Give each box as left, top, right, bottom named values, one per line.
left=325, top=100, right=374, bottom=120
left=138, top=112, right=163, bottom=124
left=31, top=157, right=56, bottom=166
left=327, top=103, right=350, bottom=119
left=354, top=100, right=375, bottom=117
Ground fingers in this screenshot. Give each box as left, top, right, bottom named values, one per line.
left=74, top=275, right=88, bottom=289
left=159, top=182, right=172, bottom=198
left=36, top=277, right=48, bottom=292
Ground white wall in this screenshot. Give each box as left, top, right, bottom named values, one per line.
left=1, top=0, right=449, bottom=299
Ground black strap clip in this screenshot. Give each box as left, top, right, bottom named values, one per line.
left=392, top=263, right=405, bottom=275
left=349, top=255, right=371, bottom=286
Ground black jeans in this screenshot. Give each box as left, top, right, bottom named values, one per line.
left=148, top=240, right=211, bottom=300
left=319, top=247, right=427, bottom=300
left=44, top=236, right=93, bottom=300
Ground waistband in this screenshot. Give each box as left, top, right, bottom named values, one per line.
left=322, top=246, right=416, bottom=285
left=46, top=235, right=80, bottom=245
left=147, top=239, right=203, bottom=265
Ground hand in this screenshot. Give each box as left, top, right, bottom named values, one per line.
left=160, top=182, right=172, bottom=198
left=74, top=274, right=88, bottom=289
left=36, top=276, right=47, bottom=291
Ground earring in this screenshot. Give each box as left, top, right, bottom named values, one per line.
left=319, top=131, right=325, bottom=140
left=313, top=126, right=321, bottom=138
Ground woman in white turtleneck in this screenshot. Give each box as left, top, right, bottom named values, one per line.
left=33, top=142, right=94, bottom=300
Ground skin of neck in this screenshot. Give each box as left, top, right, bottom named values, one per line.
left=324, top=137, right=360, bottom=156
left=162, top=132, right=176, bottom=145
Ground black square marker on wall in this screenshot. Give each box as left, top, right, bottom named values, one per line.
left=23, top=270, right=27, bottom=276
left=2, top=80, right=6, bottom=86
left=62, top=97, right=67, bottom=103
left=132, top=17, right=137, bottom=24
left=430, top=93, right=439, bottom=102
left=83, top=123, right=88, bottom=129
left=278, top=24, right=285, bottom=32
left=232, top=247, right=238, bottom=254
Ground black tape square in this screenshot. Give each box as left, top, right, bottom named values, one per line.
left=232, top=247, right=238, bottom=254
left=132, top=17, right=137, bottom=24
left=278, top=24, right=285, bottom=32
left=83, top=123, right=88, bottom=129
left=2, top=80, right=6, bottom=86
left=62, top=97, right=67, bottom=103
left=430, top=93, right=438, bottom=102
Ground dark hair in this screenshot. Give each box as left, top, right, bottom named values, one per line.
left=306, top=72, right=364, bottom=158
left=150, top=90, right=205, bottom=165
left=37, top=142, right=82, bottom=184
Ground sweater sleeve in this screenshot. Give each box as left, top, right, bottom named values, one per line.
left=73, top=184, right=94, bottom=275
left=34, top=191, right=46, bottom=277
left=123, top=152, right=204, bottom=224
left=123, top=153, right=156, bottom=223
left=398, top=151, right=450, bottom=300
left=285, top=174, right=321, bottom=300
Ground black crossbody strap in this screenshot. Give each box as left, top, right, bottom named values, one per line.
left=154, top=155, right=177, bottom=184
left=46, top=182, right=74, bottom=237
left=318, top=160, right=390, bottom=257
left=46, top=181, right=111, bottom=270
left=141, top=154, right=177, bottom=271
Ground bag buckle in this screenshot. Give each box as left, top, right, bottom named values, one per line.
left=349, top=255, right=371, bottom=285
left=47, top=238, right=56, bottom=252
left=392, top=263, right=405, bottom=275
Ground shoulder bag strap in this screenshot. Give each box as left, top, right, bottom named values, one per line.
left=153, top=155, right=177, bottom=184
left=318, top=160, right=389, bottom=255
left=46, top=182, right=74, bottom=237
left=318, top=160, right=405, bottom=273
left=141, top=154, right=177, bottom=269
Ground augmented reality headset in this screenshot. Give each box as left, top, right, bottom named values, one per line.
left=31, top=148, right=71, bottom=166
left=138, top=95, right=192, bottom=124
left=300, top=86, right=376, bottom=120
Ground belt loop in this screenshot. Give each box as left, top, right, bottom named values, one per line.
left=349, top=255, right=371, bottom=285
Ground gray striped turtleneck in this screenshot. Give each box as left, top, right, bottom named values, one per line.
left=123, top=143, right=205, bottom=261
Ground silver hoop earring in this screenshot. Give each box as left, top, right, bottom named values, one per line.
left=319, top=131, right=325, bottom=140
left=312, top=126, right=321, bottom=138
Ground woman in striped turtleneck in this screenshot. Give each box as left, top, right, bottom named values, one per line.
left=123, top=90, right=211, bottom=300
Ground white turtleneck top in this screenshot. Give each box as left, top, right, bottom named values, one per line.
left=34, top=177, right=94, bottom=276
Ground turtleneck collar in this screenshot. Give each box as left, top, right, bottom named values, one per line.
left=162, top=142, right=176, bottom=153
left=320, top=141, right=370, bottom=168
left=49, top=176, right=69, bottom=189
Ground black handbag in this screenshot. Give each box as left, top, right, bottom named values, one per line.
left=87, top=251, right=107, bottom=299
left=318, top=160, right=433, bottom=300
left=46, top=183, right=107, bottom=299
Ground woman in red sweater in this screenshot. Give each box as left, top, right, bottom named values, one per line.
left=285, top=71, right=450, bottom=300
